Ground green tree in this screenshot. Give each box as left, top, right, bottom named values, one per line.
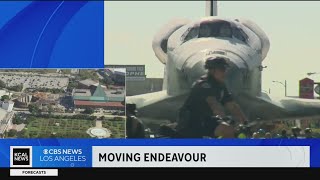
left=8, top=129, right=17, bottom=137
left=89, top=116, right=97, bottom=120
left=7, top=84, right=23, bottom=92
left=1, top=95, right=9, bottom=101
left=12, top=115, right=23, bottom=125
left=28, top=104, right=41, bottom=116
left=17, top=129, right=28, bottom=138
left=67, top=81, right=78, bottom=90
left=83, top=108, right=94, bottom=114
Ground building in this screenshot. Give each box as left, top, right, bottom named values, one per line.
left=32, top=92, right=60, bottom=106
left=0, top=108, right=9, bottom=136
left=105, top=65, right=163, bottom=96
left=105, top=90, right=125, bottom=102
left=113, top=69, right=125, bottom=85
left=78, top=79, right=99, bottom=89
left=126, top=78, right=163, bottom=96
left=1, top=100, right=14, bottom=112
left=106, top=68, right=126, bottom=85
left=13, top=94, right=33, bottom=108
left=98, top=68, right=125, bottom=86
left=106, top=65, right=146, bottom=81
left=299, top=78, right=314, bottom=99
left=74, top=101, right=124, bottom=111
left=73, top=84, right=125, bottom=110
left=73, top=89, right=91, bottom=97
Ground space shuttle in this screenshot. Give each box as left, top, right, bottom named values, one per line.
left=126, top=1, right=320, bottom=122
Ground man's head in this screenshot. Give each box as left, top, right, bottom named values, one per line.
left=205, top=57, right=230, bottom=83
left=291, top=126, right=301, bottom=135
left=305, top=128, right=312, bottom=138
left=281, top=129, right=287, bottom=136
left=126, top=103, right=137, bottom=116
left=265, top=132, right=272, bottom=139
left=252, top=132, right=259, bottom=139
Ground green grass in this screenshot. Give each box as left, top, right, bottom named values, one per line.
left=21, top=116, right=126, bottom=138
left=23, top=118, right=95, bottom=138
left=102, top=117, right=126, bottom=138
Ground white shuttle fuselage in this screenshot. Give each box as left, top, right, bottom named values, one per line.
left=127, top=15, right=320, bottom=122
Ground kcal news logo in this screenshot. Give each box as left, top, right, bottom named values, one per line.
left=10, top=146, right=33, bottom=167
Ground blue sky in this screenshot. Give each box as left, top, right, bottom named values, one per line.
left=105, top=1, right=320, bottom=97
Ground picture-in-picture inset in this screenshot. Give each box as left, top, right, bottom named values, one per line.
left=0, top=68, right=125, bottom=138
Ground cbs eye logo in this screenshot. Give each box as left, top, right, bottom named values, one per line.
left=10, top=146, right=32, bottom=167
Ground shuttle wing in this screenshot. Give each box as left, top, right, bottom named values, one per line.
left=126, top=91, right=172, bottom=109
left=238, top=93, right=320, bottom=120
left=126, top=91, right=188, bottom=121
left=266, top=96, right=320, bottom=116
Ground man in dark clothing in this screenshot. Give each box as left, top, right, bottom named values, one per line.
left=177, top=57, right=248, bottom=138
left=126, top=104, right=145, bottom=138
left=305, top=128, right=313, bottom=138
left=281, top=129, right=289, bottom=139
left=291, top=127, right=301, bottom=139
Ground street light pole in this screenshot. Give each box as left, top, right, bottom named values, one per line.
left=272, top=80, right=287, bottom=97
left=285, top=80, right=287, bottom=97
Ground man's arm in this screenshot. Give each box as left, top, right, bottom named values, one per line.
left=206, top=96, right=226, bottom=117
left=225, top=101, right=247, bottom=123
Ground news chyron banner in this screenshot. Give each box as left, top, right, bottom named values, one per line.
left=0, top=1, right=104, bottom=68
left=0, top=139, right=319, bottom=168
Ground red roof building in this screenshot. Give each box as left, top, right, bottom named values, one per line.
left=74, top=100, right=124, bottom=110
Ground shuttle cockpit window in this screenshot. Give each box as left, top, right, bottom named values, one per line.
left=233, top=27, right=248, bottom=43
left=219, top=23, right=233, bottom=38
left=182, top=20, right=248, bottom=44
left=181, top=26, right=199, bottom=42
left=199, top=21, right=233, bottom=38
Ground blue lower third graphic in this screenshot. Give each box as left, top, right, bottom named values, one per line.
left=1, top=139, right=320, bottom=168
left=32, top=146, right=92, bottom=168
left=0, top=1, right=104, bottom=68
